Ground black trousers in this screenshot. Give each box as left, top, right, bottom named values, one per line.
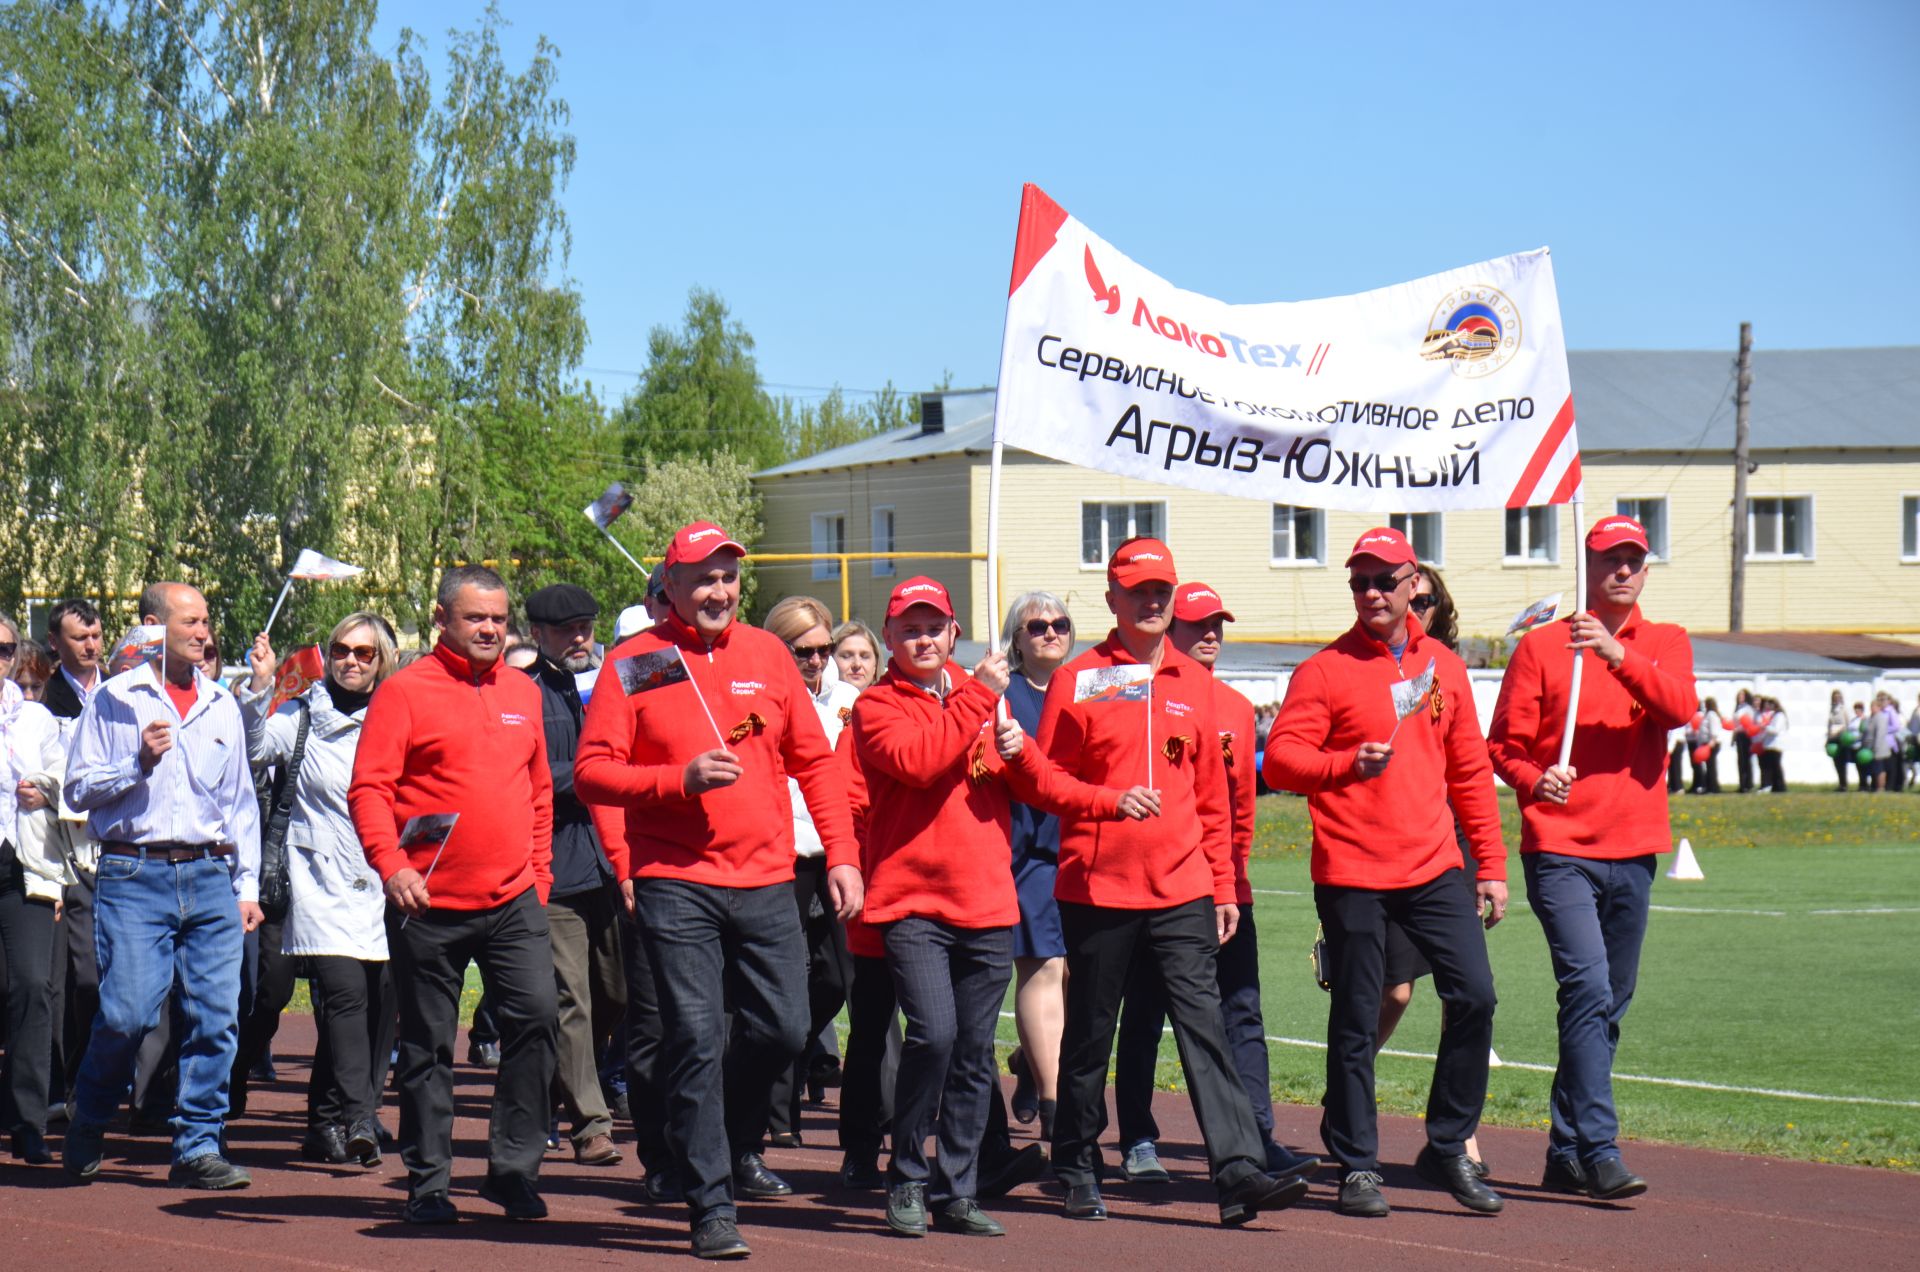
left=390, top=887, right=557, bottom=1198
left=1690, top=746, right=1722, bottom=793
left=0, top=855, right=57, bottom=1133
left=767, top=857, right=852, bottom=1138
left=838, top=952, right=901, bottom=1160
left=231, top=909, right=296, bottom=1103
left=59, top=874, right=100, bottom=1098
left=1115, top=903, right=1274, bottom=1147
left=1758, top=750, right=1788, bottom=793
left=307, top=956, right=389, bottom=1130
left=1734, top=732, right=1754, bottom=791
left=618, top=898, right=670, bottom=1177
left=1315, top=867, right=1497, bottom=1173
left=1053, top=897, right=1262, bottom=1193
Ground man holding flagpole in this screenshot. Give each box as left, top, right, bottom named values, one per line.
left=575, top=520, right=863, bottom=1261
left=1038, top=537, right=1308, bottom=1228
left=1263, top=527, right=1507, bottom=1219
left=61, top=583, right=264, bottom=1190
left=1488, top=514, right=1695, bottom=1202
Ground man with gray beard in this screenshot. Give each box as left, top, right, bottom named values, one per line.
left=523, top=584, right=627, bottom=1167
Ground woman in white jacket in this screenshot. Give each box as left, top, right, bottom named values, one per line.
left=236, top=612, right=397, bottom=1168
left=1, top=615, right=69, bottom=1164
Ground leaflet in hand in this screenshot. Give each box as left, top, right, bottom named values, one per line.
left=1073, top=664, right=1153, bottom=704
left=1391, top=658, right=1437, bottom=722
left=614, top=646, right=692, bottom=696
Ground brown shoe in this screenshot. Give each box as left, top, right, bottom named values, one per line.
left=574, top=1134, right=623, bottom=1167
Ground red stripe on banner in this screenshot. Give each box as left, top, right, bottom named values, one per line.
left=1007, top=184, right=1070, bottom=297
left=1548, top=452, right=1583, bottom=504
left=1316, top=344, right=1331, bottom=375
left=1506, top=394, right=1577, bottom=508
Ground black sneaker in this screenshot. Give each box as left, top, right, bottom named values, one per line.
left=692, top=1215, right=750, bottom=1260
left=404, top=1191, right=459, bottom=1225
left=478, top=1172, right=548, bottom=1220
left=932, top=1197, right=1005, bottom=1236
left=733, top=1151, right=792, bottom=1199
left=169, top=1153, right=252, bottom=1190
left=1337, top=1170, right=1390, bottom=1218
left=1586, top=1156, right=1648, bottom=1201
left=63, top=1122, right=105, bottom=1182
left=885, top=1180, right=928, bottom=1237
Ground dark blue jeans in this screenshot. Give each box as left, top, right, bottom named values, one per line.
left=1524, top=851, right=1655, bottom=1168
left=635, top=878, right=808, bottom=1223
left=71, top=852, right=242, bottom=1164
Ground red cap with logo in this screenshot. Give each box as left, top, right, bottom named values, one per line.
left=1172, top=581, right=1235, bottom=623
left=663, top=520, right=747, bottom=568
left=1585, top=515, right=1650, bottom=554
left=1344, top=526, right=1417, bottom=569
left=1107, top=537, right=1178, bottom=588
left=886, top=575, right=956, bottom=619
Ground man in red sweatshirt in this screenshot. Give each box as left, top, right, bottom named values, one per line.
left=348, top=565, right=556, bottom=1225
left=574, top=521, right=862, bottom=1261
left=1262, top=527, right=1506, bottom=1219
left=1040, top=538, right=1308, bottom=1228
left=1488, top=514, right=1695, bottom=1203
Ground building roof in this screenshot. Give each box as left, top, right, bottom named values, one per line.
left=1695, top=631, right=1920, bottom=671
left=755, top=348, right=1920, bottom=479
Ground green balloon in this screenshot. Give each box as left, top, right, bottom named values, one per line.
left=1840, top=730, right=1859, bottom=747
left=1826, top=741, right=1840, bottom=757
left=1856, top=747, right=1874, bottom=764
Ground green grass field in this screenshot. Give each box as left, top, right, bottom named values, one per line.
left=1039, top=789, right=1920, bottom=1172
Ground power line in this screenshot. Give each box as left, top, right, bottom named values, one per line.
left=580, top=366, right=908, bottom=397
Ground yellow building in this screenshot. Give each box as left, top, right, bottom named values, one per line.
left=752, top=349, right=1920, bottom=645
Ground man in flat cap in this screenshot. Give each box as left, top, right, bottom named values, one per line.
left=525, top=583, right=627, bottom=1168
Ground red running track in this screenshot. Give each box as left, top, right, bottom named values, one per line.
left=5, top=1015, right=1913, bottom=1270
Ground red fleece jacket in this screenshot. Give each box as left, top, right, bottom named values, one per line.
left=573, top=612, right=856, bottom=886
left=1039, top=635, right=1234, bottom=909
left=349, top=643, right=553, bottom=910
left=853, top=661, right=1126, bottom=929
left=1213, top=678, right=1259, bottom=907
left=1261, top=618, right=1504, bottom=889
left=1488, top=606, right=1696, bottom=859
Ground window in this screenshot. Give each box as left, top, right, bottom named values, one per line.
left=1903, top=496, right=1919, bottom=561
left=1389, top=512, right=1444, bottom=565
left=871, top=506, right=896, bottom=577
left=1504, top=506, right=1558, bottom=562
left=811, top=512, right=846, bottom=580
left=1748, top=496, right=1812, bottom=560
left=1614, top=497, right=1669, bottom=559
left=1270, top=505, right=1325, bottom=565
left=1081, top=501, right=1165, bottom=566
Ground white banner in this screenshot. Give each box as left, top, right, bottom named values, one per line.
left=991, top=185, right=1581, bottom=513
left=287, top=548, right=365, bottom=581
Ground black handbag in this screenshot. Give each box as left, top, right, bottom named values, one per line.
left=255, top=700, right=311, bottom=915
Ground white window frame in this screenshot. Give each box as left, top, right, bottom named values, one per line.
left=1612, top=496, right=1670, bottom=561
left=1746, top=494, right=1815, bottom=562
left=1388, top=511, right=1445, bottom=566
left=1902, top=494, right=1920, bottom=563
left=1503, top=506, right=1559, bottom=564
left=811, top=511, right=847, bottom=580
left=1080, top=500, right=1167, bottom=569
left=1269, top=504, right=1327, bottom=567
left=870, top=505, right=896, bottom=577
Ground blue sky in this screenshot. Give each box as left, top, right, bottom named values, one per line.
left=374, top=2, right=1919, bottom=406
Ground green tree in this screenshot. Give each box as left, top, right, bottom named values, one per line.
left=611, top=287, right=787, bottom=472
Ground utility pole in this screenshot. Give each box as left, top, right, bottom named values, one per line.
left=1729, top=322, right=1753, bottom=632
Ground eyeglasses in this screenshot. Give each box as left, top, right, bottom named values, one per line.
left=0, top=641, right=16, bottom=658
left=329, top=643, right=379, bottom=664
left=1347, top=569, right=1413, bottom=595
left=1409, top=595, right=1438, bottom=615
left=789, top=643, right=833, bottom=662
left=1023, top=617, right=1072, bottom=639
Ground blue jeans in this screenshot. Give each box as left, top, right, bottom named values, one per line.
left=1524, top=852, right=1655, bottom=1167
left=73, top=852, right=243, bottom=1164
left=635, top=878, right=808, bottom=1222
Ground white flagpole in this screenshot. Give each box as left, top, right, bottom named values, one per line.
left=596, top=524, right=649, bottom=576
left=1558, top=497, right=1588, bottom=769
left=986, top=439, right=1013, bottom=727
left=1146, top=673, right=1154, bottom=790
left=262, top=576, right=296, bottom=638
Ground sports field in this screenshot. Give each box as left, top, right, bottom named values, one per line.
left=1067, top=789, right=1920, bottom=1172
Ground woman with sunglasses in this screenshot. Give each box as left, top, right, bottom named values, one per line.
left=237, top=612, right=398, bottom=1167
left=761, top=596, right=860, bottom=1154
left=997, top=591, right=1075, bottom=1138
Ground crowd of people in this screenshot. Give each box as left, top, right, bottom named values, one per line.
left=0, top=511, right=1720, bottom=1256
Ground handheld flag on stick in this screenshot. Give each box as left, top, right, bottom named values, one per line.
left=396, top=813, right=460, bottom=930
left=269, top=644, right=327, bottom=714
left=614, top=646, right=728, bottom=751
left=1386, top=657, right=1437, bottom=746
left=264, top=549, right=366, bottom=638
left=107, top=625, right=167, bottom=683
left=1508, top=593, right=1563, bottom=636
left=1074, top=663, right=1156, bottom=786
left=584, top=482, right=648, bottom=575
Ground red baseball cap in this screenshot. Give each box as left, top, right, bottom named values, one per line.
left=1108, top=537, right=1178, bottom=589
left=1586, top=515, right=1650, bottom=554
left=1173, top=582, right=1235, bottom=623
left=663, top=520, right=747, bottom=568
left=886, top=575, right=955, bottom=619
left=1345, top=526, right=1417, bottom=569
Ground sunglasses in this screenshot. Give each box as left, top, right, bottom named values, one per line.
left=1023, top=617, right=1072, bottom=638
left=0, top=641, right=16, bottom=658
left=1347, top=569, right=1414, bottom=595
left=1409, top=595, right=1438, bottom=614
left=789, top=643, right=833, bottom=662
left=329, top=642, right=379, bottom=663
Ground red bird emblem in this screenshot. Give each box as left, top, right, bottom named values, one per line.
left=1084, top=247, right=1120, bottom=315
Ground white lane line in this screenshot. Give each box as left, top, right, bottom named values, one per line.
left=1808, top=907, right=1920, bottom=915
left=1254, top=891, right=1914, bottom=918
left=1250, top=887, right=1304, bottom=896
left=1649, top=904, right=1788, bottom=916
